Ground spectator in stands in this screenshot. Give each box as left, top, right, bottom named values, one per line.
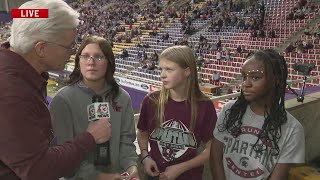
left=294, top=8, right=305, bottom=20
left=189, top=40, right=195, bottom=49
left=50, top=36, right=140, bottom=180
left=125, top=35, right=132, bottom=43
left=184, top=24, right=196, bottom=35
left=137, top=35, right=143, bottom=44
left=197, top=54, right=205, bottom=70
left=149, top=29, right=158, bottom=37
left=285, top=42, right=295, bottom=53
left=314, top=25, right=320, bottom=39
left=143, top=43, right=150, bottom=48
left=210, top=49, right=305, bottom=180
left=303, top=39, right=313, bottom=49
left=310, top=3, right=317, bottom=12
left=258, top=29, right=266, bottom=38
left=0, top=1, right=111, bottom=179
left=162, top=32, right=170, bottom=41
left=250, top=29, right=258, bottom=37
left=137, top=45, right=217, bottom=180
left=216, top=38, right=222, bottom=50
left=199, top=34, right=206, bottom=49
left=216, top=50, right=222, bottom=64
left=236, top=45, right=243, bottom=53
left=147, top=61, right=157, bottom=70
left=295, top=39, right=304, bottom=53
left=142, top=60, right=149, bottom=69
left=150, top=50, right=159, bottom=62
left=203, top=40, right=211, bottom=51
left=298, top=0, right=307, bottom=8
left=287, top=11, right=294, bottom=20
left=225, top=48, right=232, bottom=61
left=137, top=49, right=143, bottom=59
left=180, top=36, right=189, bottom=46
left=211, top=71, right=221, bottom=83
left=208, top=21, right=216, bottom=32
left=268, top=29, right=276, bottom=38
left=297, top=45, right=304, bottom=53
left=217, top=18, right=224, bottom=29
left=227, top=87, right=233, bottom=94
left=304, top=26, right=312, bottom=35
left=199, top=34, right=205, bottom=42
left=143, top=49, right=148, bottom=60
left=121, top=48, right=129, bottom=58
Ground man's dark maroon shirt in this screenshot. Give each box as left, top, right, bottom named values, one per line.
left=0, top=49, right=96, bottom=180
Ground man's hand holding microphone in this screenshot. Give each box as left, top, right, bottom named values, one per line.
left=86, top=95, right=111, bottom=145
left=87, top=95, right=112, bottom=166
left=85, top=95, right=139, bottom=180
left=86, top=117, right=111, bottom=144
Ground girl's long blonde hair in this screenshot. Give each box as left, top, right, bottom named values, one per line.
left=152, top=45, right=209, bottom=131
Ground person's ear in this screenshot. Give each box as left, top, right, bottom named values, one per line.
left=184, top=67, right=191, bottom=77
left=34, top=41, right=46, bottom=58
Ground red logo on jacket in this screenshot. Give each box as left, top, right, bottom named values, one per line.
left=112, top=102, right=122, bottom=112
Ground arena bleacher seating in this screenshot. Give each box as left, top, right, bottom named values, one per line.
left=1, top=0, right=319, bottom=93
left=109, top=0, right=320, bottom=93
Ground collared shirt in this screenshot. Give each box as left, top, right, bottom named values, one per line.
left=0, top=49, right=96, bottom=180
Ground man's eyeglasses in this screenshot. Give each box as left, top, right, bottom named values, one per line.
left=79, top=54, right=106, bottom=62
left=46, top=41, right=77, bottom=54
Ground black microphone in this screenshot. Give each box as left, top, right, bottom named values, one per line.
left=87, top=95, right=111, bottom=166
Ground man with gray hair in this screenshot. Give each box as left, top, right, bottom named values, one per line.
left=0, top=0, right=112, bottom=179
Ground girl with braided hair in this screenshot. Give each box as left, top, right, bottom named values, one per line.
left=210, top=49, right=305, bottom=180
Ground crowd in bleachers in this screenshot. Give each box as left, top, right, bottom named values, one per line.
left=287, top=0, right=318, bottom=20
left=1, top=0, right=320, bottom=93
left=284, top=22, right=320, bottom=55
left=0, top=21, right=10, bottom=42
left=4, top=1, right=320, bottom=179
left=76, top=0, right=139, bottom=43
left=74, top=0, right=176, bottom=46
left=207, top=0, right=265, bottom=32
left=109, top=0, right=320, bottom=93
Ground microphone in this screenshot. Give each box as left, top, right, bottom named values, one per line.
left=87, top=95, right=110, bottom=121
left=87, top=95, right=111, bottom=166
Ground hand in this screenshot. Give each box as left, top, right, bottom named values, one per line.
left=126, top=165, right=140, bottom=180
left=97, top=172, right=122, bottom=180
left=143, top=157, right=160, bottom=177
left=86, top=117, right=111, bottom=144
left=159, top=164, right=184, bottom=180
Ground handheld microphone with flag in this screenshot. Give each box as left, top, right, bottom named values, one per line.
left=87, top=95, right=111, bottom=166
